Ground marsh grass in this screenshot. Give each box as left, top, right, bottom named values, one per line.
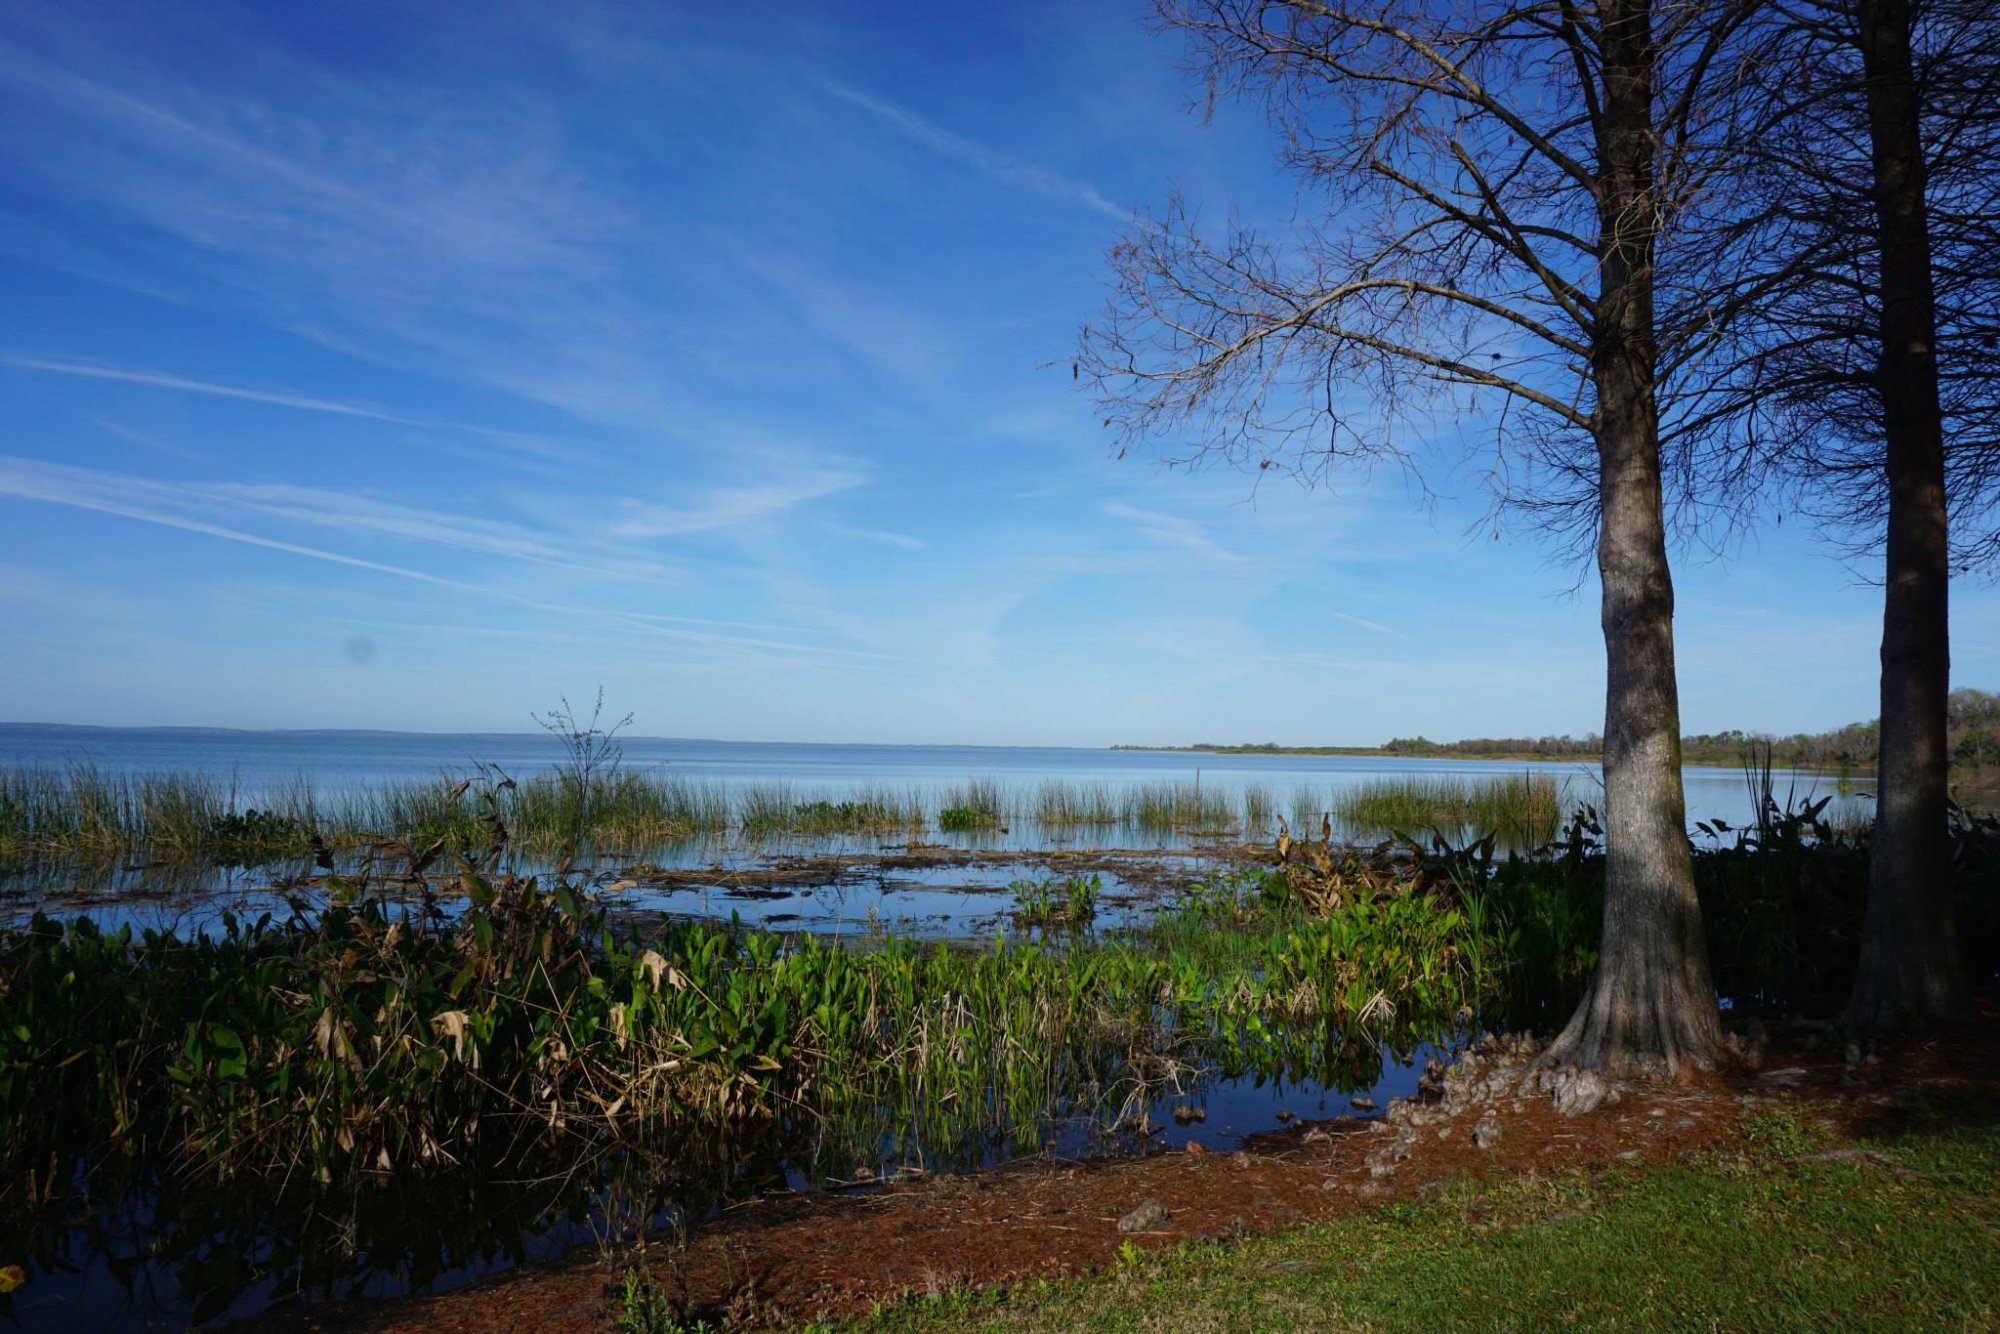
left=1122, top=781, right=1232, bottom=832
left=1332, top=773, right=1562, bottom=846
left=1009, top=873, right=1102, bottom=928
left=1031, top=781, right=1121, bottom=827
left=506, top=771, right=732, bottom=847
left=1289, top=787, right=1330, bottom=834
left=738, top=782, right=926, bottom=838
left=1240, top=784, right=1276, bottom=835
left=938, top=778, right=1008, bottom=831
left=9, top=767, right=1554, bottom=858
left=0, top=765, right=303, bottom=859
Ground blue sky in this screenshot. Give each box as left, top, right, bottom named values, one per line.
left=0, top=0, right=1991, bottom=746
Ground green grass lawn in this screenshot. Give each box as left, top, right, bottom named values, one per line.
left=821, top=1100, right=2000, bottom=1333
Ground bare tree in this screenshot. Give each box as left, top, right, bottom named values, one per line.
left=1083, top=0, right=1781, bottom=1074
left=1704, top=0, right=1999, bottom=1030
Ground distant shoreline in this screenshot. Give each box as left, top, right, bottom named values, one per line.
left=1111, top=744, right=1880, bottom=779
left=1113, top=744, right=1587, bottom=762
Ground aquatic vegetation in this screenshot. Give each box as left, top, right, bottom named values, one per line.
left=1240, top=784, right=1276, bottom=835
left=1121, top=781, right=1232, bottom=832
left=737, top=783, right=925, bottom=838
left=0, top=861, right=1478, bottom=1191
left=503, top=770, right=732, bottom=847
left=1032, top=780, right=1121, bottom=827
left=937, top=778, right=1007, bottom=831
left=1331, top=772, right=1563, bottom=846
left=1010, top=873, right=1102, bottom=928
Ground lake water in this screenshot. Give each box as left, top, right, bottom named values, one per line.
left=0, top=723, right=1863, bottom=831
left=0, top=723, right=1869, bottom=938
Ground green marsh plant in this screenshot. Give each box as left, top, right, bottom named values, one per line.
left=1009, top=873, right=1102, bottom=929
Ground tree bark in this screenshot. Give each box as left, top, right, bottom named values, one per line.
left=1841, top=0, right=1968, bottom=1032
left=1543, top=0, right=1721, bottom=1076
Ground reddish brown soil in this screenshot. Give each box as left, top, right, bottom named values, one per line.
left=243, top=1004, right=2000, bottom=1334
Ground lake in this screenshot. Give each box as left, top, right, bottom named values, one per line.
left=0, top=722, right=1863, bottom=832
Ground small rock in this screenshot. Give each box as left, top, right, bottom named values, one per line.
left=1302, top=1128, right=1331, bottom=1145
left=1117, top=1199, right=1172, bottom=1233
left=1547, top=1068, right=1609, bottom=1117
left=1275, top=1109, right=1294, bottom=1123
left=1321, top=1176, right=1344, bottom=1191
left=1185, top=1141, right=1207, bottom=1155
left=1756, top=1067, right=1809, bottom=1087
left=1369, top=1160, right=1397, bottom=1179
left=1350, top=1096, right=1377, bottom=1111
left=1472, top=1115, right=1503, bottom=1149
left=1230, top=1150, right=1253, bottom=1168
left=1617, top=1148, right=1642, bottom=1160
left=1436, top=1126, right=1456, bottom=1141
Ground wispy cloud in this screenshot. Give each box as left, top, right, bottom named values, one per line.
left=1331, top=610, right=1406, bottom=638
left=92, top=418, right=205, bottom=464
left=0, top=39, right=672, bottom=434
left=4, top=355, right=583, bottom=462
left=822, top=521, right=926, bottom=551
left=0, top=455, right=490, bottom=592
left=0, top=455, right=889, bottom=666
left=821, top=80, right=1130, bottom=223
left=1103, top=501, right=1246, bottom=568
left=0, top=455, right=653, bottom=579
left=611, top=468, right=865, bottom=539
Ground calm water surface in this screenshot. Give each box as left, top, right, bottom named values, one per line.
left=0, top=723, right=1863, bottom=829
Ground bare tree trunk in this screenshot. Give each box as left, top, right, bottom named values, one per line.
left=1842, top=0, right=1968, bottom=1032
left=1544, top=0, right=1720, bottom=1076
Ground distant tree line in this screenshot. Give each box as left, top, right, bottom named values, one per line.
left=1206, top=688, right=2000, bottom=779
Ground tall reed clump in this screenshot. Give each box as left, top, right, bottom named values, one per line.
left=1241, top=784, right=1276, bottom=836
left=1031, top=780, right=1121, bottom=827
left=1332, top=772, right=1562, bottom=846
left=737, top=782, right=926, bottom=838
left=1122, top=781, right=1232, bottom=832
left=937, top=778, right=1008, bottom=832
left=0, top=765, right=314, bottom=861
left=505, top=771, right=730, bottom=849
